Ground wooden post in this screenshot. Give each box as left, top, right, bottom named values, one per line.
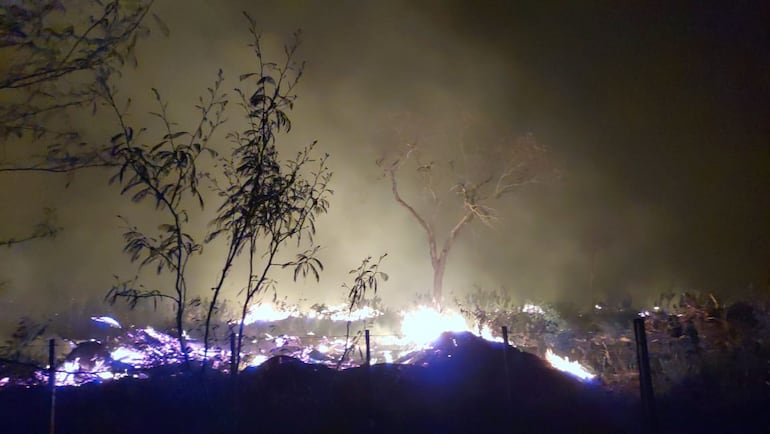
left=633, top=317, right=659, bottom=434
left=48, top=338, right=56, bottom=434
left=364, top=329, right=374, bottom=429
left=501, top=327, right=513, bottom=409
left=230, top=332, right=237, bottom=378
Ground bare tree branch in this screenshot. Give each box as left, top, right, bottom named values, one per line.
left=379, top=116, right=554, bottom=306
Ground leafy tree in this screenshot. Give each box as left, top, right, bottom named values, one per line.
left=103, top=70, right=227, bottom=369
left=338, top=254, right=387, bottom=368
left=0, top=0, right=156, bottom=173
left=205, top=16, right=332, bottom=371
left=0, top=207, right=61, bottom=247
left=378, top=114, right=554, bottom=307
left=0, top=0, right=155, bottom=251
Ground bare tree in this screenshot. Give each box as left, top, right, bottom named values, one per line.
left=205, top=16, right=332, bottom=371
left=103, top=70, right=227, bottom=369
left=378, top=114, right=554, bottom=307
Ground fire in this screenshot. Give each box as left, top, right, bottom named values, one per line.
left=250, top=354, right=268, bottom=367
left=90, top=316, right=122, bottom=328
left=522, top=303, right=545, bottom=315
left=544, top=349, right=596, bottom=381
left=244, top=304, right=292, bottom=323
left=326, top=305, right=382, bottom=322
left=400, top=306, right=471, bottom=346
left=478, top=325, right=503, bottom=343
left=0, top=304, right=603, bottom=389
left=244, top=302, right=382, bottom=325
left=55, top=357, right=116, bottom=386
left=110, top=347, right=146, bottom=367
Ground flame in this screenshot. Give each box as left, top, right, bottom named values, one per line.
left=244, top=303, right=382, bottom=325
left=111, top=347, right=146, bottom=367
left=544, top=349, right=596, bottom=381
left=400, top=306, right=470, bottom=346
left=244, top=304, right=292, bottom=323
left=522, top=303, right=545, bottom=315
left=250, top=354, right=268, bottom=367
left=90, top=316, right=122, bottom=328
left=478, top=325, right=503, bottom=342
left=327, top=305, right=382, bottom=322
left=0, top=306, right=601, bottom=388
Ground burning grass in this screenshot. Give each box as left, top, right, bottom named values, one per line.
left=0, top=302, right=601, bottom=388
left=0, top=331, right=626, bottom=434
left=1, top=292, right=769, bottom=432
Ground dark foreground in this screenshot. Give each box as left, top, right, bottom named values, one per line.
left=0, top=332, right=767, bottom=434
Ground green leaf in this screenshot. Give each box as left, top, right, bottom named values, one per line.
left=163, top=132, right=187, bottom=140
left=257, top=76, right=276, bottom=86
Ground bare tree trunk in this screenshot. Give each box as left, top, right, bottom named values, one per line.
left=432, top=255, right=447, bottom=309
left=236, top=303, right=248, bottom=372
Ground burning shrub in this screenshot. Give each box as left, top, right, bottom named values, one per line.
left=457, top=286, right=566, bottom=353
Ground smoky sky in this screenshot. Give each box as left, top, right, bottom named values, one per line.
left=1, top=0, right=769, bottom=326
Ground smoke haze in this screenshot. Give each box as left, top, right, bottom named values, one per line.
left=1, top=0, right=768, bottom=328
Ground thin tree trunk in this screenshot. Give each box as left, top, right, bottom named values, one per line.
left=432, top=255, right=447, bottom=309
left=176, top=304, right=189, bottom=369
left=236, top=304, right=248, bottom=372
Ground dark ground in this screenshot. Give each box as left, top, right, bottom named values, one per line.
left=0, top=332, right=767, bottom=434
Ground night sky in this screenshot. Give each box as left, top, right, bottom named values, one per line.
left=1, top=0, right=768, bottom=326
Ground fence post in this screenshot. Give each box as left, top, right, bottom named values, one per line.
left=365, top=329, right=371, bottom=366
left=501, top=327, right=513, bottom=409
left=48, top=338, right=56, bottom=434
left=230, top=332, right=237, bottom=378
left=633, top=317, right=659, bottom=434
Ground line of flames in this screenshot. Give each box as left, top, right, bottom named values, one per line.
left=1, top=304, right=596, bottom=387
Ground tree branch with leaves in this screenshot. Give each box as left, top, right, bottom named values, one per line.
left=337, top=254, right=387, bottom=368
left=103, top=69, right=227, bottom=369
left=0, top=0, right=159, bottom=173
left=0, top=0, right=159, bottom=257
left=203, top=16, right=332, bottom=372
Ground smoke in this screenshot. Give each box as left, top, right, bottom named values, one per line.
left=1, top=0, right=769, bottom=330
